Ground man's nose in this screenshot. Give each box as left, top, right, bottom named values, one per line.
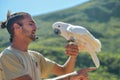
left=33, top=24, right=38, bottom=30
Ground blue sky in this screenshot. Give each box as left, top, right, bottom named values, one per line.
left=0, top=0, right=89, bottom=21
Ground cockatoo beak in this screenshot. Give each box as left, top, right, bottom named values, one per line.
left=54, top=28, right=61, bottom=35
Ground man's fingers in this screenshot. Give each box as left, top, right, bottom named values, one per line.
left=77, top=67, right=97, bottom=74
left=84, top=67, right=97, bottom=72
left=65, top=43, right=79, bottom=57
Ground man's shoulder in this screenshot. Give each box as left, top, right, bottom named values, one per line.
left=0, top=47, right=15, bottom=61
left=0, top=47, right=11, bottom=56
left=0, top=46, right=20, bottom=60
left=28, top=50, right=44, bottom=58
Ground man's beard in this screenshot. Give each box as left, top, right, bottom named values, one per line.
left=22, top=28, right=38, bottom=41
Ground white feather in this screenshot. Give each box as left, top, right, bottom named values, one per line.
left=52, top=22, right=101, bottom=68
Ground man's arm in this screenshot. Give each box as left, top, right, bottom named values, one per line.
left=52, top=56, right=77, bottom=76
left=13, top=68, right=96, bottom=80
left=49, top=67, right=96, bottom=80
left=52, top=44, right=79, bottom=76
left=13, top=75, right=32, bottom=80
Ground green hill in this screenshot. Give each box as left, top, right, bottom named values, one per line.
left=0, top=0, right=120, bottom=80
left=33, top=0, right=120, bottom=53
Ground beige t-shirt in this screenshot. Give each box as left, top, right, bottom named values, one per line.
left=0, top=46, right=55, bottom=80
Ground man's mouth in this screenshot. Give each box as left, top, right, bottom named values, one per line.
left=31, top=33, right=38, bottom=40
left=32, top=31, right=36, bottom=36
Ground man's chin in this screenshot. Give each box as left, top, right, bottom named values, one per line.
left=30, top=38, right=35, bottom=41
left=28, top=37, right=35, bottom=42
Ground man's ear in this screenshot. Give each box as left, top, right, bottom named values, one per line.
left=13, top=23, right=21, bottom=30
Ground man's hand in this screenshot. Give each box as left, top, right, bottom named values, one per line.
left=65, top=44, right=79, bottom=57
left=69, top=67, right=96, bottom=80
left=48, top=68, right=96, bottom=80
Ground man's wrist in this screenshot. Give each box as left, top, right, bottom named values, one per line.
left=70, top=56, right=78, bottom=60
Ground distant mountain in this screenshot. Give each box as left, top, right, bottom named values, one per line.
left=36, top=0, right=120, bottom=23
left=33, top=0, right=120, bottom=53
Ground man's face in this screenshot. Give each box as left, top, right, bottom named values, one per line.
left=20, top=15, right=38, bottom=42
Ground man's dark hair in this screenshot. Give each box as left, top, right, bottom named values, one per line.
left=0, top=11, right=30, bottom=42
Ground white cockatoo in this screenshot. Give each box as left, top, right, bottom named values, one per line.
left=52, top=21, right=101, bottom=68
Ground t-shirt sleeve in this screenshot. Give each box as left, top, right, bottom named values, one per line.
left=40, top=57, right=56, bottom=78
left=32, top=51, right=56, bottom=78
left=0, top=53, right=28, bottom=80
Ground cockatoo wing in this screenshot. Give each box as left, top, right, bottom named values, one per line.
left=66, top=25, right=101, bottom=68
left=67, top=25, right=88, bottom=34
left=67, top=25, right=101, bottom=52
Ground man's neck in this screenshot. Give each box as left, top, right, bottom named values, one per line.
left=11, top=40, right=30, bottom=52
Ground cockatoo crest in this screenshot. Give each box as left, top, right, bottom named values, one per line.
left=52, top=21, right=101, bottom=68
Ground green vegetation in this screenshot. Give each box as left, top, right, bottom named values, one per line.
left=0, top=0, right=120, bottom=79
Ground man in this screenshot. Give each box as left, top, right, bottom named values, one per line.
left=0, top=12, right=96, bottom=80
